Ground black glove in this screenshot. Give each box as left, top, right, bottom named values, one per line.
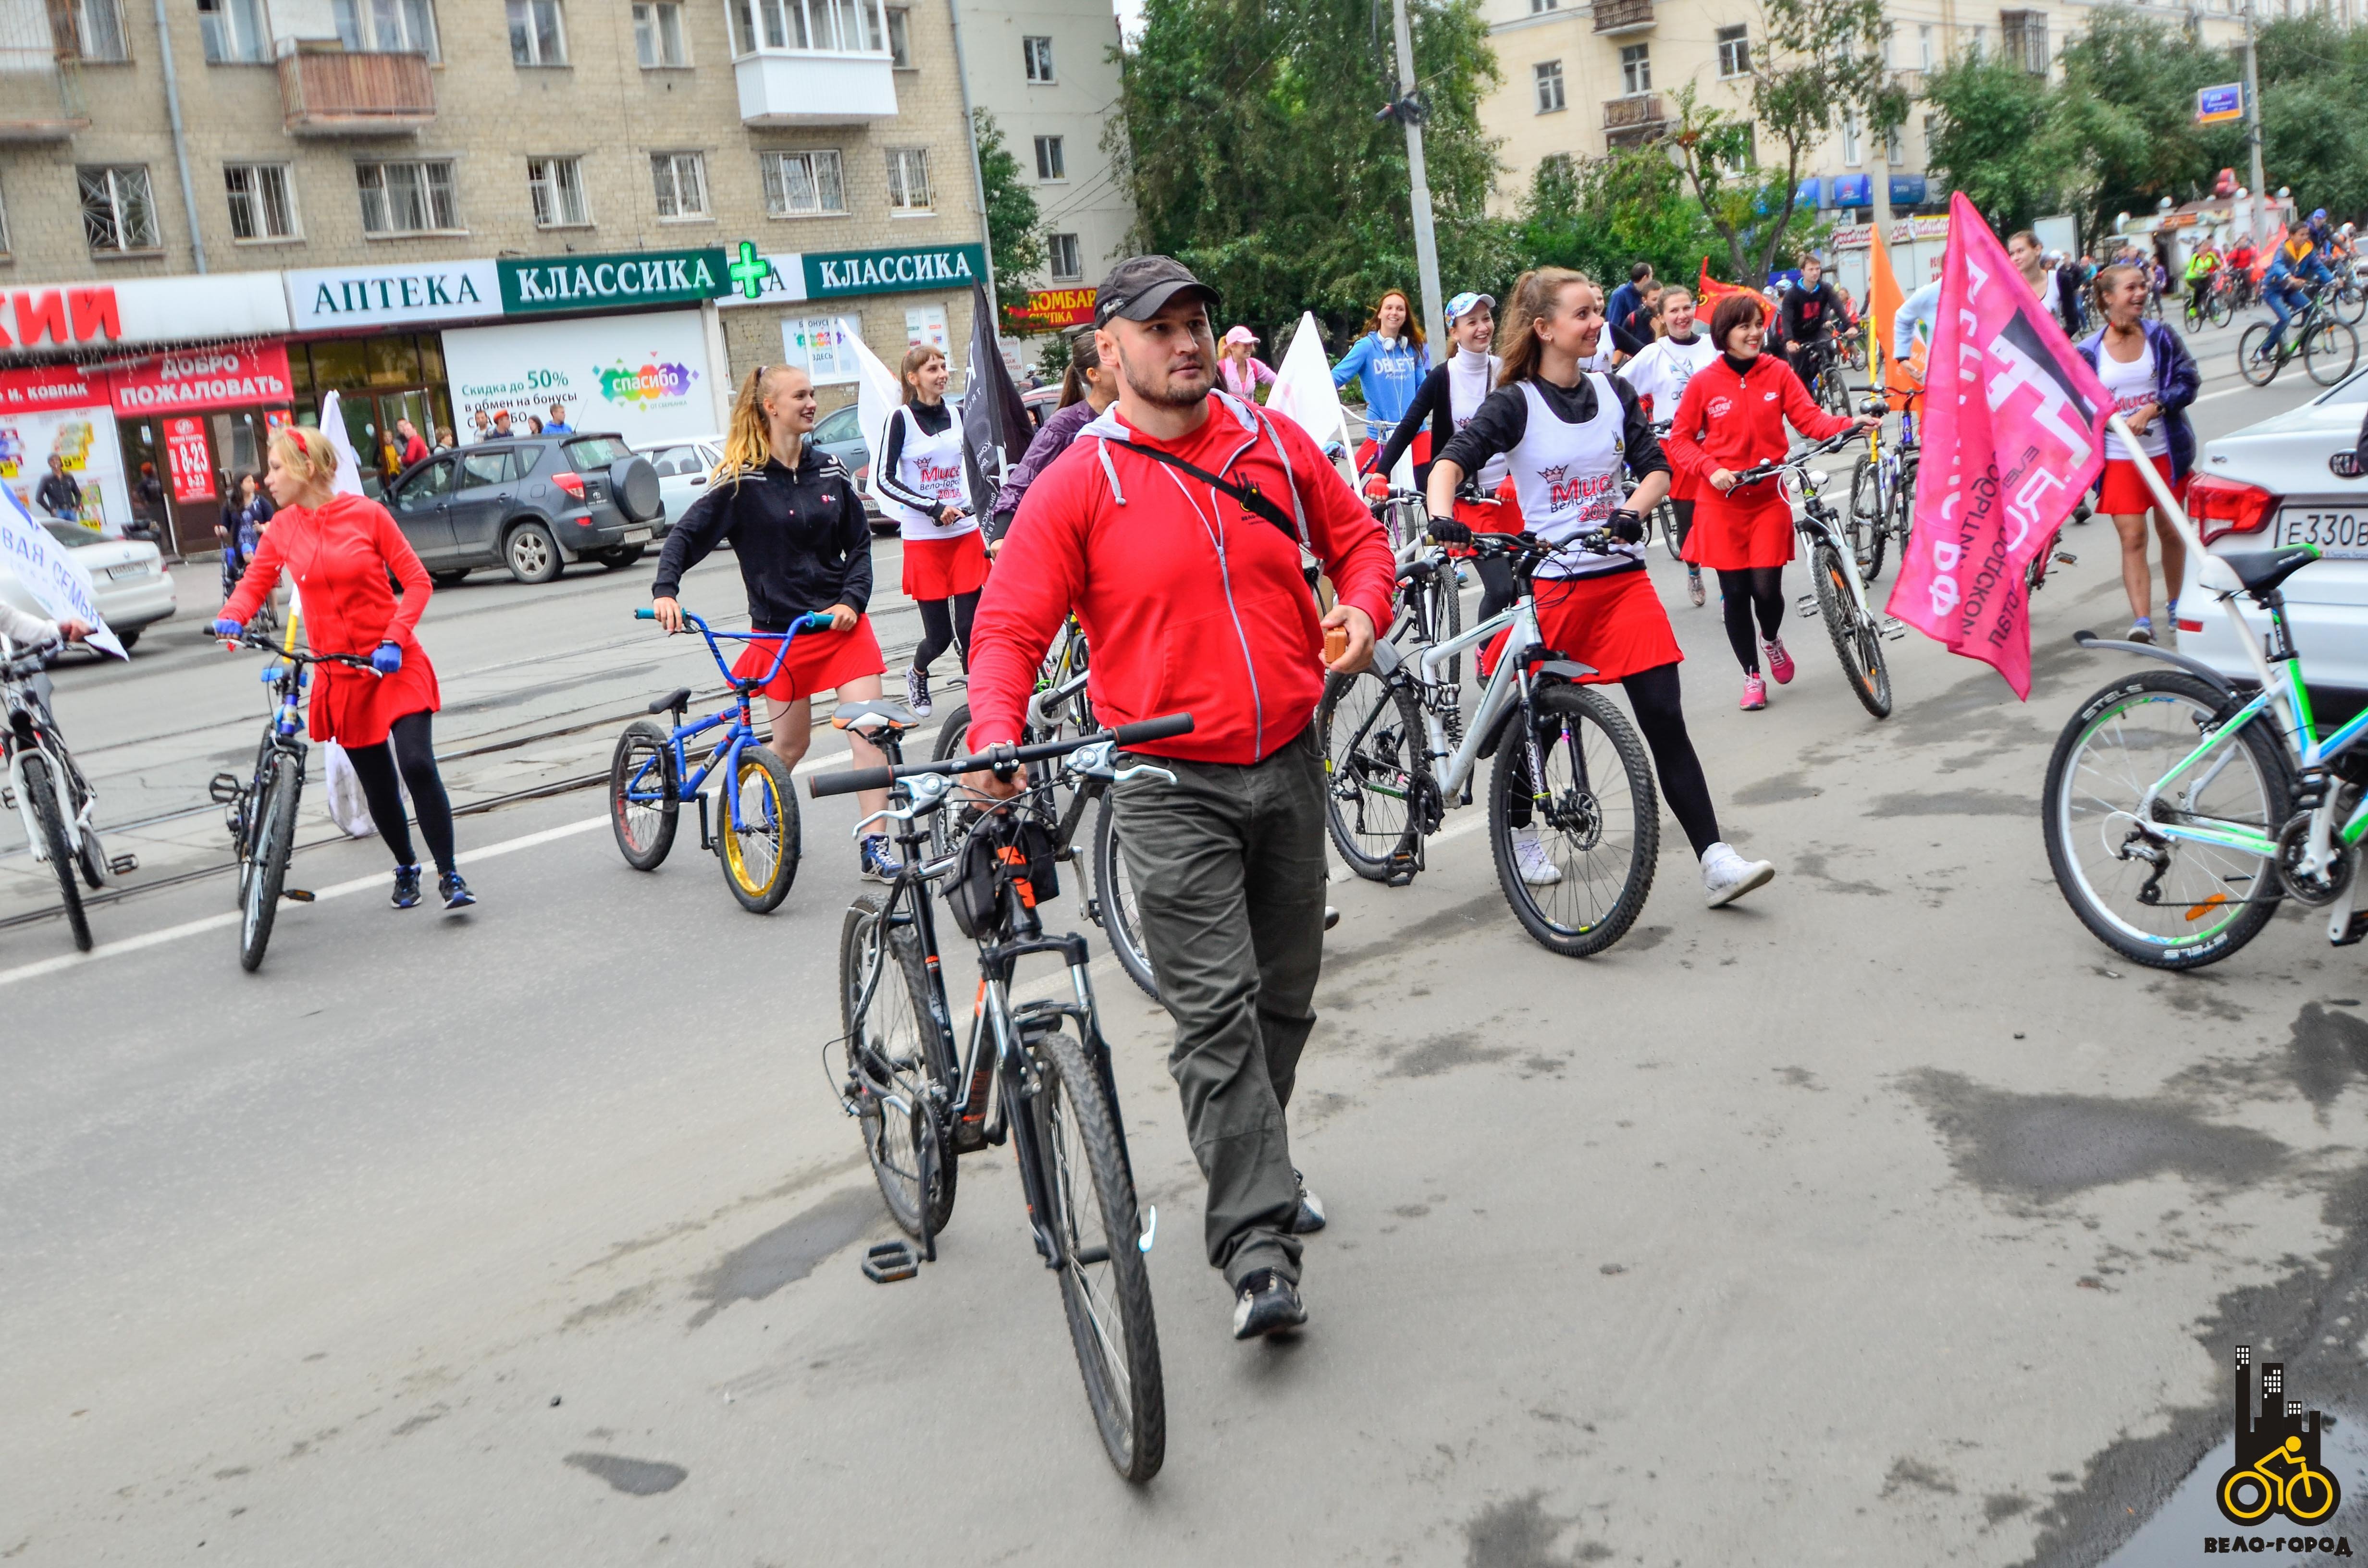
left=1427, top=518, right=1472, bottom=546
left=1606, top=508, right=1646, bottom=543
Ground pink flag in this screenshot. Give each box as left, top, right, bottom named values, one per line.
left=1886, top=194, right=2112, bottom=698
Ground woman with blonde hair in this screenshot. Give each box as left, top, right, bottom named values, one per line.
left=211, top=425, right=473, bottom=911
left=875, top=342, right=986, bottom=719
left=649, top=363, right=897, bottom=880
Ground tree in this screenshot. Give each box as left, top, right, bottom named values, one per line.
left=1921, top=54, right=2079, bottom=234
left=1111, top=0, right=1516, bottom=346
left=1516, top=147, right=1718, bottom=287
left=1667, top=0, right=1904, bottom=280
left=974, top=109, right=1045, bottom=319
left=2054, top=10, right=2236, bottom=234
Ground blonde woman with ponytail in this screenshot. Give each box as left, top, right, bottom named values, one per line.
left=649, top=363, right=896, bottom=879
left=213, top=424, right=474, bottom=911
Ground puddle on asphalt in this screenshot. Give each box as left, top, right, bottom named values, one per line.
left=2103, top=1415, right=2368, bottom=1565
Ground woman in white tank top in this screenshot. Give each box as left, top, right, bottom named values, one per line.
left=875, top=343, right=989, bottom=717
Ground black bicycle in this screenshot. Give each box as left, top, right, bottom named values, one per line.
left=208, top=631, right=379, bottom=972
left=814, top=713, right=1190, bottom=1482
left=2239, top=280, right=2361, bottom=388
left=3, top=633, right=129, bottom=952
left=1790, top=336, right=1853, bottom=418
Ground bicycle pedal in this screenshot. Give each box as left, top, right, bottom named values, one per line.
left=107, top=854, right=137, bottom=875
left=2338, top=913, right=2368, bottom=948
left=2053, top=551, right=2079, bottom=567
left=1881, top=618, right=1908, bottom=640
left=1795, top=595, right=1819, bottom=620
left=282, top=888, right=316, bottom=903
left=206, top=772, right=242, bottom=804
left=861, top=1240, right=921, bottom=1283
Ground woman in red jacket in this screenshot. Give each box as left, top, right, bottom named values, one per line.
left=1666, top=293, right=1875, bottom=710
left=212, top=426, right=472, bottom=912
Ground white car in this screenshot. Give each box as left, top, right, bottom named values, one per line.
left=2183, top=372, right=2368, bottom=696
left=641, top=436, right=723, bottom=540
left=0, top=517, right=176, bottom=652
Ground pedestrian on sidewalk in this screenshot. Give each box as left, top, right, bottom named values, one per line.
left=2076, top=260, right=2199, bottom=647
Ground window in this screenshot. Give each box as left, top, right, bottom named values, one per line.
left=334, top=0, right=439, bottom=56
left=1918, top=22, right=1933, bottom=67
left=1969, top=23, right=1986, bottom=57
left=392, top=457, right=456, bottom=510
left=651, top=151, right=708, bottom=219
left=508, top=0, right=566, bottom=64
left=1842, top=108, right=1861, bottom=166
left=528, top=156, right=590, bottom=226
left=1714, top=124, right=1756, bottom=177
left=1034, top=135, right=1064, bottom=181
left=761, top=149, right=846, bottom=215
left=886, top=6, right=911, bottom=64
left=730, top=0, right=884, bottom=51
left=0, top=181, right=13, bottom=255
left=1529, top=0, right=1555, bottom=13
left=1022, top=34, right=1053, bottom=81
left=2000, top=9, right=2048, bottom=73
left=633, top=1, right=688, bottom=64
left=65, top=0, right=127, bottom=61
left=79, top=165, right=159, bottom=253
left=781, top=318, right=859, bottom=384
left=1716, top=24, right=1749, bottom=76
left=1885, top=121, right=1903, bottom=164
left=1048, top=232, right=1083, bottom=280
left=197, top=0, right=266, bottom=62
left=357, top=159, right=459, bottom=234
left=885, top=146, right=931, bottom=211
left=1533, top=59, right=1564, bottom=112
left=225, top=162, right=297, bottom=241
left=460, top=450, right=518, bottom=488
left=1619, top=42, right=1649, bottom=94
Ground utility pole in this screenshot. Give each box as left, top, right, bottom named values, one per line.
left=1387, top=0, right=1446, bottom=351
left=2243, top=0, right=2267, bottom=249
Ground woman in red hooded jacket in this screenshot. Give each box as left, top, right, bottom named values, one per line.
left=1665, top=292, right=1874, bottom=711
left=213, top=425, right=472, bottom=912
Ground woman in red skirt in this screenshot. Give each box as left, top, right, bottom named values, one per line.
left=1665, top=292, right=1875, bottom=710
left=212, top=425, right=474, bottom=911
left=876, top=343, right=988, bottom=720
left=1426, top=265, right=1776, bottom=908
left=650, top=363, right=897, bottom=880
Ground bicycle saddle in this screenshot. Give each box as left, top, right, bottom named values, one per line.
left=833, top=699, right=919, bottom=733
left=2218, top=544, right=2319, bottom=597
left=647, top=686, right=691, bottom=715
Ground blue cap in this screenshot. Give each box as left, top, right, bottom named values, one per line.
left=1445, top=291, right=1494, bottom=323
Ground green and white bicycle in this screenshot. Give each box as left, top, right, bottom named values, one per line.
left=2043, top=540, right=2368, bottom=969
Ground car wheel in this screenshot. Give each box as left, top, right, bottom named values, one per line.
left=115, top=628, right=140, bottom=650
left=595, top=543, right=646, bottom=570
left=505, top=520, right=564, bottom=585
left=430, top=568, right=470, bottom=588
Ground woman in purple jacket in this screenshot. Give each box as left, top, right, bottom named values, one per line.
left=987, top=332, right=1117, bottom=546
left=2076, top=261, right=2201, bottom=644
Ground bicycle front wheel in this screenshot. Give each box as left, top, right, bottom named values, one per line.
left=2306, top=318, right=2360, bottom=386
left=2208, top=290, right=2233, bottom=328
left=839, top=894, right=957, bottom=1236
left=239, top=753, right=298, bottom=973
left=1846, top=455, right=1888, bottom=582
left=20, top=752, right=90, bottom=952
left=1317, top=668, right=1427, bottom=881
left=1090, top=798, right=1160, bottom=1000
left=719, top=746, right=799, bottom=913
left=2042, top=671, right=2287, bottom=970
left=1024, top=1020, right=1165, bottom=1483
left=1657, top=497, right=1683, bottom=561
left=609, top=719, right=679, bottom=871
left=1487, top=682, right=1658, bottom=957
left=2336, top=283, right=2368, bottom=327
left=1428, top=563, right=1463, bottom=688
left=1812, top=540, right=1893, bottom=719
left=2239, top=322, right=2282, bottom=386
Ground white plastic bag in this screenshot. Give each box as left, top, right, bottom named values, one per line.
left=321, top=741, right=377, bottom=838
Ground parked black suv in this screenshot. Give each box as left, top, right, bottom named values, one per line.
left=381, top=434, right=664, bottom=586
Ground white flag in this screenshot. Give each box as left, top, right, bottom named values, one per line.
left=844, top=322, right=906, bottom=509
left=316, top=391, right=370, bottom=498
left=0, top=479, right=123, bottom=658
left=1264, top=312, right=1353, bottom=463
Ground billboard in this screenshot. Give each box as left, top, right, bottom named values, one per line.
left=2197, top=83, right=2244, bottom=125
left=441, top=310, right=717, bottom=444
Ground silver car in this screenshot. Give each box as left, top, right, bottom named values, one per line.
left=0, top=517, right=177, bottom=653
left=641, top=436, right=723, bottom=539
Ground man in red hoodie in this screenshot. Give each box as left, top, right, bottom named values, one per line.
left=966, top=256, right=1396, bottom=1340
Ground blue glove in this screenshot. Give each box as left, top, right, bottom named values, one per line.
left=371, top=641, right=403, bottom=675
left=211, top=617, right=243, bottom=639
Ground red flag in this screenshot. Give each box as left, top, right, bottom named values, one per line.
left=1885, top=194, right=2112, bottom=699
left=1697, top=258, right=1777, bottom=323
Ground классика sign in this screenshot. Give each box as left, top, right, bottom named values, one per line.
left=498, top=249, right=730, bottom=314
left=716, top=241, right=991, bottom=307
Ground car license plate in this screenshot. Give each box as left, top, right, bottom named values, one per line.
left=622, top=527, right=652, bottom=544
left=106, top=562, right=148, bottom=579
left=2273, top=508, right=2368, bottom=557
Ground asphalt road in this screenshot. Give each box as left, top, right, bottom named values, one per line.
left=5, top=330, right=2366, bottom=1568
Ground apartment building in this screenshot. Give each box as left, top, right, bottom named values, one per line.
left=0, top=0, right=993, bottom=551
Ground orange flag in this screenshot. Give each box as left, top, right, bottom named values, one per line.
left=1866, top=222, right=1907, bottom=398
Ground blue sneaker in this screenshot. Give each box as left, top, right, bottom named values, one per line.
left=390, top=865, right=422, bottom=909
left=860, top=836, right=898, bottom=883
left=2129, top=617, right=2155, bottom=645
left=438, top=870, right=477, bottom=910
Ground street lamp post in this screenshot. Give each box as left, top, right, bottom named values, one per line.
left=2244, top=0, right=2268, bottom=249
left=1387, top=0, right=1447, bottom=352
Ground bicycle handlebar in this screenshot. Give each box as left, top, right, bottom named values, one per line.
left=226, top=630, right=378, bottom=670
left=633, top=606, right=837, bottom=635
left=809, top=712, right=1196, bottom=798
left=1730, top=427, right=1866, bottom=489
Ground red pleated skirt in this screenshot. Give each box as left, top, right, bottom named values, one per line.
left=902, top=531, right=989, bottom=600
left=729, top=617, right=887, bottom=703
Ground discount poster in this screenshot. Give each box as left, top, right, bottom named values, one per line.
left=442, top=310, right=717, bottom=444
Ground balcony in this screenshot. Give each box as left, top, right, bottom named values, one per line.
left=1603, top=92, right=1666, bottom=148
left=276, top=48, right=435, bottom=136
left=0, top=2, right=84, bottom=142
left=1592, top=0, right=1653, bottom=34
left=732, top=0, right=898, bottom=124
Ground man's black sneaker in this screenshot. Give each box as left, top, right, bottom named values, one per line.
left=390, top=865, right=422, bottom=910
left=1291, top=1168, right=1326, bottom=1234
left=438, top=871, right=476, bottom=910
left=1231, top=1269, right=1307, bottom=1340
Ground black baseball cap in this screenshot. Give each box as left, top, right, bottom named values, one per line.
left=1095, top=255, right=1221, bottom=327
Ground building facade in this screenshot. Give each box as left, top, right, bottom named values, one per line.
left=0, top=0, right=995, bottom=552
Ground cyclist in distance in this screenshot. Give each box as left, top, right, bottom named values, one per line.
left=650, top=363, right=896, bottom=878
left=2258, top=236, right=2315, bottom=357
left=876, top=343, right=987, bottom=721
left=988, top=330, right=1117, bottom=547
left=2075, top=260, right=2199, bottom=647
left=1778, top=253, right=1841, bottom=380
left=1425, top=266, right=1776, bottom=909
left=1617, top=283, right=1718, bottom=607
left=966, top=255, right=1396, bottom=1343
left=1331, top=288, right=1430, bottom=448
left=1667, top=293, right=1877, bottom=712
left=212, top=426, right=474, bottom=911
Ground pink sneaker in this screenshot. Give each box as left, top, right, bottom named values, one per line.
left=1740, top=673, right=1767, bottom=711
left=1764, top=638, right=1796, bottom=685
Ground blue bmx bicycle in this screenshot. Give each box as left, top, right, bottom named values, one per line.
left=610, top=606, right=836, bottom=912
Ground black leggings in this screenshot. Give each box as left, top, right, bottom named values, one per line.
left=1473, top=555, right=1518, bottom=627
left=1506, top=662, right=1723, bottom=858
left=345, top=710, right=456, bottom=875
left=912, top=589, right=979, bottom=675
left=1717, top=566, right=1787, bottom=674
left=1672, top=499, right=1697, bottom=555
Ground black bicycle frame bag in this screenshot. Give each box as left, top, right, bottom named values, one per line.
left=945, top=817, right=1062, bottom=940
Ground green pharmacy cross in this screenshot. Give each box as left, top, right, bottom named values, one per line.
left=729, top=242, right=773, bottom=301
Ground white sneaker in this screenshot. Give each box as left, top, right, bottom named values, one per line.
left=1514, top=832, right=1563, bottom=886
left=1701, top=842, right=1775, bottom=907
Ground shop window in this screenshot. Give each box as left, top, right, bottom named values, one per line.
left=1717, top=24, right=1750, bottom=77
left=357, top=159, right=459, bottom=235
left=885, top=147, right=930, bottom=211
left=781, top=317, right=859, bottom=384
left=1022, top=34, right=1052, bottom=81
left=1048, top=232, right=1083, bottom=281
left=508, top=0, right=566, bottom=65
left=1534, top=59, right=1564, bottom=113
left=333, top=0, right=439, bottom=55
left=225, top=163, right=297, bottom=242
left=651, top=152, right=708, bottom=219
left=634, top=2, right=687, bottom=65
left=1034, top=135, right=1064, bottom=181
left=885, top=7, right=910, bottom=66
left=79, top=164, right=160, bottom=254
left=65, top=0, right=129, bottom=61
left=761, top=149, right=845, bottom=216
left=528, top=156, right=591, bottom=227
left=198, top=0, right=267, bottom=63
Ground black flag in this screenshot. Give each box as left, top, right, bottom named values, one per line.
left=960, top=281, right=1036, bottom=523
